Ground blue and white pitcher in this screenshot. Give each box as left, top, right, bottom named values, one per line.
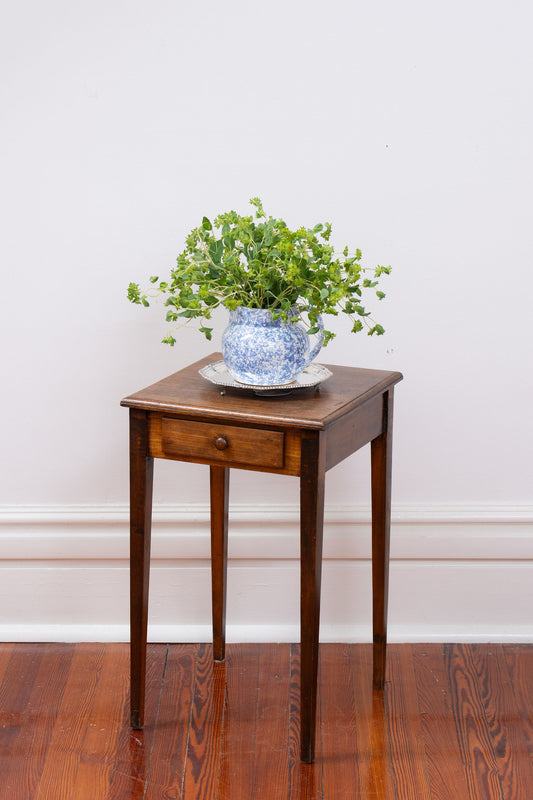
left=222, top=305, right=324, bottom=386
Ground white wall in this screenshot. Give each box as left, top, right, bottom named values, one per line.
left=1, top=0, right=532, bottom=641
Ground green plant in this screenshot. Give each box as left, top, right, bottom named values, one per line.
left=128, top=197, right=390, bottom=346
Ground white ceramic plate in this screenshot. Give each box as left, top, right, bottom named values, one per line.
left=199, top=360, right=332, bottom=393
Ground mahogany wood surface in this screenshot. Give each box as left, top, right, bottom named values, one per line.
left=161, top=416, right=285, bottom=469
left=128, top=409, right=153, bottom=729
left=122, top=353, right=403, bottom=762
left=149, top=411, right=304, bottom=476
left=299, top=431, right=326, bottom=763
left=371, top=388, right=394, bottom=689
left=0, top=642, right=532, bottom=800
left=120, top=352, right=402, bottom=429
left=210, top=466, right=229, bottom=662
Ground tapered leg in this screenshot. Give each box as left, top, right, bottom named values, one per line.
left=210, top=466, right=229, bottom=662
left=371, top=389, right=394, bottom=690
left=129, top=409, right=154, bottom=729
left=299, top=432, right=325, bottom=763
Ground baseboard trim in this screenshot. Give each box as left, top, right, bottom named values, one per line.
left=0, top=503, right=532, bottom=642
left=1, top=623, right=532, bottom=644
left=1, top=502, right=532, bottom=560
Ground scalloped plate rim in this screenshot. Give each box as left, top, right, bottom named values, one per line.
left=199, top=360, right=332, bottom=391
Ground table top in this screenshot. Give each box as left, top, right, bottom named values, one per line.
left=121, top=353, right=403, bottom=430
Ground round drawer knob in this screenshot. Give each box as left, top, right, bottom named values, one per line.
left=214, top=436, right=229, bottom=451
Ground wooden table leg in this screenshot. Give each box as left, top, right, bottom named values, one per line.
left=371, top=389, right=394, bottom=690
left=210, top=466, right=229, bottom=662
left=299, top=432, right=325, bottom=763
left=129, top=409, right=154, bottom=729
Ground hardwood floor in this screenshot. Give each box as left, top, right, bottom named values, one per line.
left=0, top=642, right=532, bottom=799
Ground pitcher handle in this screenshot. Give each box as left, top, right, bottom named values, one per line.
left=306, top=313, right=324, bottom=366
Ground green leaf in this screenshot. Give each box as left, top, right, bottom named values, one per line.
left=307, top=325, right=321, bottom=335
left=127, top=282, right=141, bottom=303
left=202, top=216, right=213, bottom=231
left=149, top=275, right=159, bottom=283
left=199, top=326, right=213, bottom=340
left=141, top=298, right=150, bottom=307
left=376, top=291, right=386, bottom=300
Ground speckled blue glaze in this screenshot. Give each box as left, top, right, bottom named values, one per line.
left=222, top=306, right=324, bottom=386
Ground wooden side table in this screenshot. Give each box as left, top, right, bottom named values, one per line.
left=121, top=353, right=402, bottom=762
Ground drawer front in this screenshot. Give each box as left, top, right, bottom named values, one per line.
left=161, top=417, right=285, bottom=469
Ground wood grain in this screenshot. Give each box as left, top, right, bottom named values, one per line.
left=445, top=643, right=503, bottom=800
left=143, top=643, right=198, bottom=800
left=412, top=644, right=471, bottom=800
left=321, top=644, right=358, bottom=795
left=325, top=395, right=382, bottom=470
left=503, top=643, right=533, bottom=728
left=210, top=465, right=229, bottom=662
left=67, top=645, right=130, bottom=799
left=149, top=412, right=303, bottom=476
left=0, top=644, right=73, bottom=800
left=106, top=644, right=167, bottom=800
left=386, top=644, right=433, bottom=799
left=121, top=351, right=403, bottom=431
left=0, top=643, right=14, bottom=685
left=351, top=644, right=396, bottom=799
left=181, top=644, right=226, bottom=799
left=249, top=643, right=291, bottom=799
left=1, top=642, right=531, bottom=799
left=217, top=643, right=260, bottom=800
left=129, top=407, right=154, bottom=730
left=287, top=644, right=324, bottom=800
left=32, top=644, right=107, bottom=800
left=469, top=644, right=533, bottom=799
left=371, top=388, right=393, bottom=690
left=299, top=429, right=326, bottom=763
left=161, top=416, right=285, bottom=469
left=0, top=643, right=44, bottom=787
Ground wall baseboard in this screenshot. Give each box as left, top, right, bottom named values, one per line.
left=1, top=623, right=533, bottom=644
left=1, top=503, right=532, bottom=642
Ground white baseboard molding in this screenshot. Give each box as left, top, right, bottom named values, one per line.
left=0, top=502, right=532, bottom=642
left=1, top=623, right=532, bottom=644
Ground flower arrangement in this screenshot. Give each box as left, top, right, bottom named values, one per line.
left=128, top=197, right=390, bottom=346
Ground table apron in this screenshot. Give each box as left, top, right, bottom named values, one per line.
left=325, top=395, right=384, bottom=471
left=147, top=412, right=303, bottom=476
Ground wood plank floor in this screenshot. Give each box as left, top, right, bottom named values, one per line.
left=0, top=643, right=532, bottom=799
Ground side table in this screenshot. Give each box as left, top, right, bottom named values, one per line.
left=121, top=352, right=402, bottom=762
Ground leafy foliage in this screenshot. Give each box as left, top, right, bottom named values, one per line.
left=128, top=197, right=391, bottom=346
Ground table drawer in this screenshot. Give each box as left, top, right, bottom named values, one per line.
left=161, top=417, right=285, bottom=469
